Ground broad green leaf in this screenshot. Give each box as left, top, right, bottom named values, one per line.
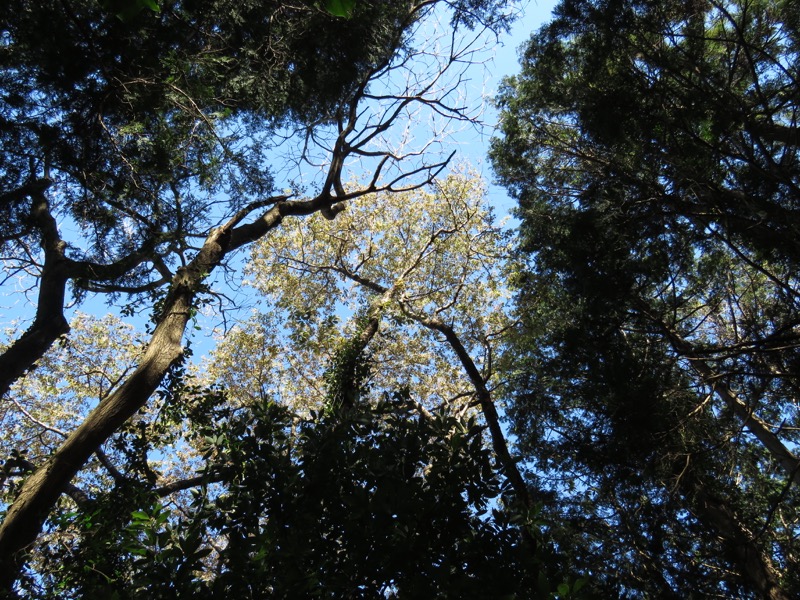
left=324, top=0, right=356, bottom=18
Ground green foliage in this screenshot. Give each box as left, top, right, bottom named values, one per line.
left=492, top=0, right=800, bottom=597
left=322, top=312, right=373, bottom=416
left=1, top=0, right=539, bottom=595
left=23, top=395, right=545, bottom=598
left=99, top=0, right=161, bottom=22
left=240, top=170, right=515, bottom=413
left=321, top=0, right=356, bottom=19
left=0, top=0, right=423, bottom=275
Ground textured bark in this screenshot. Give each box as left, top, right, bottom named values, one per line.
left=416, top=315, right=533, bottom=510
left=681, top=472, right=790, bottom=600
left=697, top=361, right=800, bottom=483
left=0, top=242, right=194, bottom=588
left=414, top=313, right=542, bottom=559
left=0, top=188, right=69, bottom=400
left=662, top=326, right=800, bottom=483
left=0, top=60, right=456, bottom=586
left=638, top=301, right=794, bottom=597
left=0, top=188, right=160, bottom=400
left=0, top=193, right=348, bottom=590
left=336, top=271, right=533, bottom=511
left=364, top=282, right=539, bottom=548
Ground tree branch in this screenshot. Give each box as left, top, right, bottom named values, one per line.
left=0, top=187, right=70, bottom=400
left=651, top=311, right=800, bottom=484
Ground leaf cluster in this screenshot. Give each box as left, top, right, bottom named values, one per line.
left=22, top=395, right=543, bottom=598
left=491, top=0, right=800, bottom=596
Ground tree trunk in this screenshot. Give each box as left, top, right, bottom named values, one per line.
left=0, top=189, right=69, bottom=399
left=0, top=225, right=226, bottom=588
left=0, top=194, right=344, bottom=591
left=680, top=470, right=790, bottom=600
left=0, top=267, right=192, bottom=589
left=662, top=325, right=800, bottom=483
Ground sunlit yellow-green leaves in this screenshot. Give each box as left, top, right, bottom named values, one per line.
left=2, top=313, right=143, bottom=487
left=206, top=167, right=514, bottom=413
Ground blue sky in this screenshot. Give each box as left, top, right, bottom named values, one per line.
left=182, top=0, right=563, bottom=358
left=0, top=0, right=560, bottom=344
left=453, top=0, right=559, bottom=216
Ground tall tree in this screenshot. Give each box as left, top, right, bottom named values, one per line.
left=226, top=167, right=539, bottom=537
left=0, top=0, right=515, bottom=591
left=2, top=167, right=581, bottom=596
left=7, top=391, right=542, bottom=598
left=492, top=0, right=799, bottom=597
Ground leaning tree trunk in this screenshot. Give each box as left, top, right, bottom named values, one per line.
left=1, top=186, right=161, bottom=400
left=0, top=187, right=69, bottom=400
left=678, top=468, right=791, bottom=600
left=0, top=193, right=332, bottom=590
left=0, top=231, right=209, bottom=589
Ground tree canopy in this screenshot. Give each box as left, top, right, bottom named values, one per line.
left=5, top=0, right=799, bottom=596
left=0, top=0, right=557, bottom=595
left=491, top=0, right=800, bottom=597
